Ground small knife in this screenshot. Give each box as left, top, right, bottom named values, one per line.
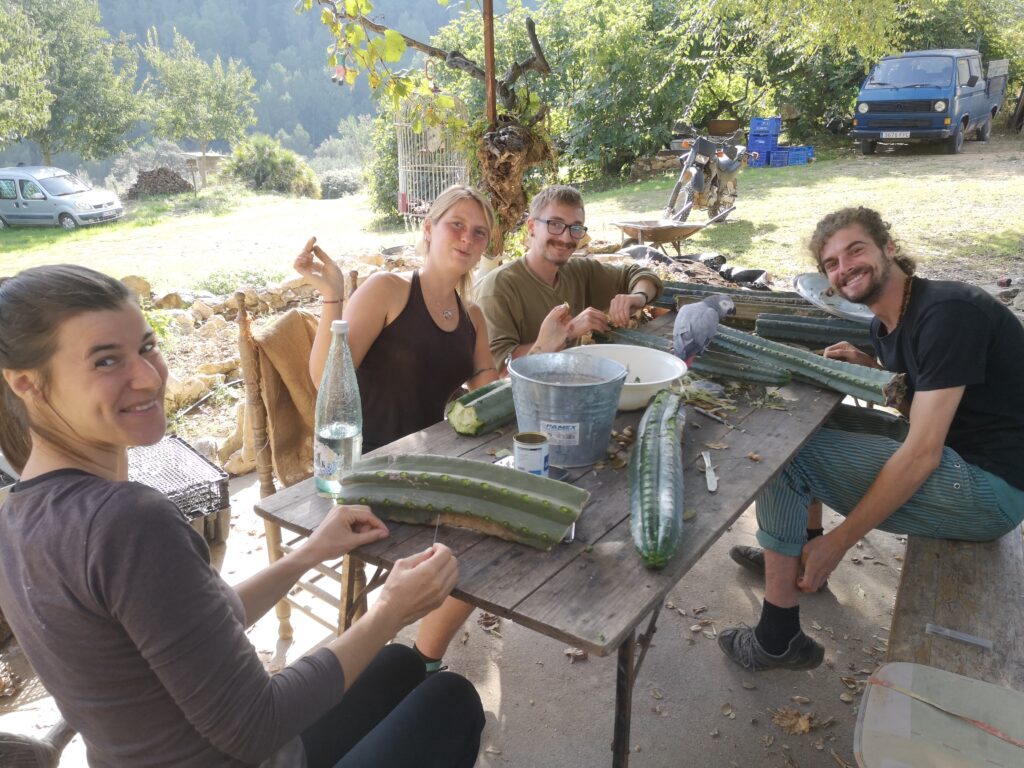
left=701, top=450, right=718, bottom=493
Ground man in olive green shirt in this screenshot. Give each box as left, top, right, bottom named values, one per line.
left=476, top=185, right=663, bottom=371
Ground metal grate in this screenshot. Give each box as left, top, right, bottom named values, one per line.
left=395, top=102, right=469, bottom=225
left=128, top=436, right=229, bottom=521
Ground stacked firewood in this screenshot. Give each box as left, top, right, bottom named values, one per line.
left=126, top=167, right=194, bottom=199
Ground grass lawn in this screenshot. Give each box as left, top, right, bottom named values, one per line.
left=2, top=131, right=1022, bottom=289
left=583, top=131, right=1024, bottom=282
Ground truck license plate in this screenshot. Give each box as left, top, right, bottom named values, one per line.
left=881, top=131, right=910, bottom=139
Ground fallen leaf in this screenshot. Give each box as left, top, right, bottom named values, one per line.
left=564, top=647, right=589, bottom=664
left=693, top=606, right=708, bottom=616
left=746, top=452, right=761, bottom=462
left=839, top=692, right=854, bottom=703
left=770, top=706, right=814, bottom=735
left=840, top=676, right=860, bottom=690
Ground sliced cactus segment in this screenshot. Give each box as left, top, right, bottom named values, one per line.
left=689, top=349, right=792, bottom=386
left=337, top=454, right=588, bottom=550
left=445, top=379, right=515, bottom=435
left=709, top=326, right=905, bottom=406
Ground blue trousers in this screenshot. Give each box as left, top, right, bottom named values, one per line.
left=755, top=405, right=1024, bottom=557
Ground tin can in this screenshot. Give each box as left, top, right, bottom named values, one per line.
left=513, top=432, right=549, bottom=477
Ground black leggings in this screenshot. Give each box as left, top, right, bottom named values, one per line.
left=301, top=644, right=484, bottom=768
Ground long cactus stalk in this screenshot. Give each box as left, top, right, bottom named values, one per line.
left=333, top=455, right=588, bottom=550
left=754, top=313, right=873, bottom=351
left=689, top=350, right=792, bottom=385
left=709, top=326, right=905, bottom=406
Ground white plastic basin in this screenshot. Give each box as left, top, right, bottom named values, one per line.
left=564, top=344, right=687, bottom=411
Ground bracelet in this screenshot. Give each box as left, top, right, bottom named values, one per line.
left=321, top=299, right=342, bottom=305
left=632, top=290, right=651, bottom=305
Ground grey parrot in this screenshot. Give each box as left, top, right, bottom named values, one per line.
left=673, top=294, right=736, bottom=364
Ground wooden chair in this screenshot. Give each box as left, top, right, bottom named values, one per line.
left=235, top=291, right=370, bottom=639
left=0, top=721, right=76, bottom=767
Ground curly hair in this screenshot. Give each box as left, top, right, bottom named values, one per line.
left=808, top=207, right=916, bottom=276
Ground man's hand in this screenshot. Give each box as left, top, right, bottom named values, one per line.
left=294, top=236, right=345, bottom=300
left=302, top=505, right=389, bottom=564
left=375, top=544, right=460, bottom=630
left=607, top=292, right=646, bottom=327
left=566, top=307, right=610, bottom=340
left=823, top=341, right=880, bottom=368
left=798, top=532, right=847, bottom=592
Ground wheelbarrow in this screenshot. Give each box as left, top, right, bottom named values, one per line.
left=611, top=206, right=734, bottom=258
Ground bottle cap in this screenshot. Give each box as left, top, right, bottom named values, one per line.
left=331, top=319, right=349, bottom=335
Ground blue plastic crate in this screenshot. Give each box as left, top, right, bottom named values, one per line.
left=769, top=149, right=789, bottom=167
left=749, top=116, right=782, bottom=135
left=788, top=146, right=809, bottom=165
left=748, top=134, right=778, bottom=152
left=807, top=144, right=815, bottom=159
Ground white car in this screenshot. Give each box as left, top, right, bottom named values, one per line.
left=0, top=166, right=124, bottom=230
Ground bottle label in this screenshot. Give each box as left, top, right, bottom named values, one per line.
left=314, top=440, right=343, bottom=480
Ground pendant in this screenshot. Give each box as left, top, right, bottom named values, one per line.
left=442, top=308, right=454, bottom=321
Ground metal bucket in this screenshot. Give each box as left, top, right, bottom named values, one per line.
left=508, top=352, right=627, bottom=467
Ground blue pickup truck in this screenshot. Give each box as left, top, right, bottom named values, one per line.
left=850, top=49, right=1009, bottom=155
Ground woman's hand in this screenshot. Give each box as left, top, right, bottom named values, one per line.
left=302, top=504, right=389, bottom=564
left=823, top=341, right=880, bottom=369
left=375, top=544, right=459, bottom=629
left=294, top=236, right=345, bottom=300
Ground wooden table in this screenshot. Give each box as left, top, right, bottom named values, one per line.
left=256, top=315, right=842, bottom=767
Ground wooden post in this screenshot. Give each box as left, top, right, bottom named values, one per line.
left=483, top=0, right=496, bottom=128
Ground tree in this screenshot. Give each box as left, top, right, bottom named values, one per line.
left=0, top=2, right=52, bottom=148
left=19, top=0, right=139, bottom=165
left=312, top=0, right=553, bottom=253
left=142, top=29, right=258, bottom=184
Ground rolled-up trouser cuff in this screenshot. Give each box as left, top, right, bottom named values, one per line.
left=755, top=528, right=805, bottom=557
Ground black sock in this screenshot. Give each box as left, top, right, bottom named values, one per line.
left=807, top=527, right=824, bottom=540
left=754, top=600, right=801, bottom=655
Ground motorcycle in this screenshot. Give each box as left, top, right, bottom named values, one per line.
left=664, top=129, right=754, bottom=223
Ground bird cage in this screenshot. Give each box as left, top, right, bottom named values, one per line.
left=396, top=104, right=469, bottom=225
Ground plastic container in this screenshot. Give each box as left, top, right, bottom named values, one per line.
left=564, top=345, right=687, bottom=411
left=769, top=150, right=789, bottom=167
left=749, top=116, right=782, bottom=135
left=788, top=146, right=809, bottom=165
left=747, top=134, right=778, bottom=152
left=508, top=352, right=626, bottom=467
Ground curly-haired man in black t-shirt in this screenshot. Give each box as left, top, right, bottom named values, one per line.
left=719, top=206, right=1024, bottom=672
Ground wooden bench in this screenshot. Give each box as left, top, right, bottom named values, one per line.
left=886, top=525, right=1024, bottom=690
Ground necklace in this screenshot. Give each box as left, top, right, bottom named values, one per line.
left=442, top=308, right=454, bottom=321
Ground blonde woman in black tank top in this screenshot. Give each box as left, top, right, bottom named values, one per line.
left=294, top=185, right=501, bottom=674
